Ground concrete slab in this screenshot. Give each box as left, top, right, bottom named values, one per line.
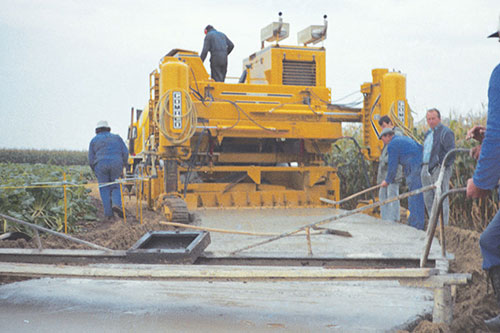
left=0, top=208, right=446, bottom=331
left=197, top=208, right=444, bottom=260
left=0, top=277, right=433, bottom=332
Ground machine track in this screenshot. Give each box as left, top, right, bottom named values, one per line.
left=163, top=196, right=190, bottom=223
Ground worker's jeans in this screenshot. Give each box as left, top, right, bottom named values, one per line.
left=379, top=183, right=400, bottom=222
left=480, top=208, right=500, bottom=270
left=421, top=165, right=452, bottom=225
left=94, top=160, right=123, bottom=217
left=407, top=166, right=426, bottom=230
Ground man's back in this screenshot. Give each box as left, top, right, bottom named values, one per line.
left=387, top=135, right=422, bottom=168
left=200, top=30, right=234, bottom=62
left=89, top=132, right=128, bottom=166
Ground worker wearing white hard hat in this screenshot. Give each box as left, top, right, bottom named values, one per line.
left=88, top=120, right=128, bottom=221
left=95, top=120, right=110, bottom=130
left=466, top=14, right=500, bottom=330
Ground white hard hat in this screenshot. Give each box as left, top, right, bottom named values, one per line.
left=378, top=127, right=395, bottom=139
left=488, top=14, right=500, bottom=38
left=96, top=120, right=109, bottom=129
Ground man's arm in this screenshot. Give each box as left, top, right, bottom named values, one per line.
left=88, top=141, right=95, bottom=172
left=120, top=138, right=129, bottom=165
left=200, top=35, right=211, bottom=62
left=384, top=143, right=398, bottom=184
left=472, top=65, right=500, bottom=190
left=442, top=129, right=455, bottom=167
left=226, top=35, right=234, bottom=55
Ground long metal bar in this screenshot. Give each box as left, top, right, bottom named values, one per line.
left=0, top=248, right=436, bottom=268
left=321, top=183, right=382, bottom=205
left=0, top=213, right=113, bottom=252
left=420, top=148, right=470, bottom=267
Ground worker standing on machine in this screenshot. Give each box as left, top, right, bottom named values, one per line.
left=377, top=116, right=403, bottom=222
left=466, top=16, right=500, bottom=330
left=420, top=108, right=455, bottom=225
left=200, top=25, right=234, bottom=82
left=379, top=127, right=425, bottom=230
left=88, top=121, right=129, bottom=221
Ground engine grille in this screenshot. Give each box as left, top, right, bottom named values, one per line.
left=282, top=60, right=316, bottom=86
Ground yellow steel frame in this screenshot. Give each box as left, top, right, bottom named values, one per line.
left=128, top=44, right=412, bottom=212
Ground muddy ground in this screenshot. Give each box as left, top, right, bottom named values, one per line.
left=0, top=190, right=497, bottom=332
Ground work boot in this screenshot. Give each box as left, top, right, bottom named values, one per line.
left=485, top=266, right=500, bottom=331
left=112, top=206, right=124, bottom=218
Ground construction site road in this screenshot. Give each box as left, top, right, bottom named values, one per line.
left=0, top=207, right=451, bottom=331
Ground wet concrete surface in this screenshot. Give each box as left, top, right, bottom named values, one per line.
left=0, top=208, right=444, bottom=332
left=0, top=278, right=432, bottom=332
left=197, top=208, right=443, bottom=260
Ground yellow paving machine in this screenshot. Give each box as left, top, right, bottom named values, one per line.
left=126, top=14, right=413, bottom=222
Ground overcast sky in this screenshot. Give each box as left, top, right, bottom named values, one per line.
left=1, top=0, right=499, bottom=150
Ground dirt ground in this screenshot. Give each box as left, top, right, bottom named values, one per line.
left=0, top=190, right=497, bottom=332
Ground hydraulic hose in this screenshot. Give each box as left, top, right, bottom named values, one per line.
left=154, top=89, right=197, bottom=145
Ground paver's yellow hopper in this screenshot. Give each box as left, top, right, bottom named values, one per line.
left=126, top=15, right=413, bottom=222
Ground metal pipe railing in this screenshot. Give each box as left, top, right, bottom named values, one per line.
left=420, top=148, right=471, bottom=267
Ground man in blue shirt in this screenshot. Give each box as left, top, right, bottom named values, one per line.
left=421, top=108, right=455, bottom=225
left=379, top=127, right=425, bottom=230
left=88, top=121, right=129, bottom=220
left=377, top=116, right=403, bottom=222
left=466, top=19, right=500, bottom=329
left=200, top=25, right=234, bottom=82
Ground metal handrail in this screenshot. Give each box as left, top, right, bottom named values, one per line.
left=420, top=148, right=471, bottom=267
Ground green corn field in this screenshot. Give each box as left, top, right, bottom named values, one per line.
left=0, top=148, right=88, bottom=166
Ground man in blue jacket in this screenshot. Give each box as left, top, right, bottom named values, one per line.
left=421, top=108, right=455, bottom=225
left=379, top=127, right=426, bottom=230
left=200, top=25, right=234, bottom=82
left=377, top=116, right=403, bottom=222
left=466, top=19, right=500, bottom=329
left=88, top=121, right=129, bottom=220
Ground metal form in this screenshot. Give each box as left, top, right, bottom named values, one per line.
left=126, top=231, right=210, bottom=263
left=0, top=249, right=431, bottom=267
left=126, top=15, right=415, bottom=219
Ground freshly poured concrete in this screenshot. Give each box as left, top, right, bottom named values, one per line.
left=0, top=208, right=445, bottom=332
left=199, top=208, right=443, bottom=260
left=0, top=278, right=432, bottom=332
